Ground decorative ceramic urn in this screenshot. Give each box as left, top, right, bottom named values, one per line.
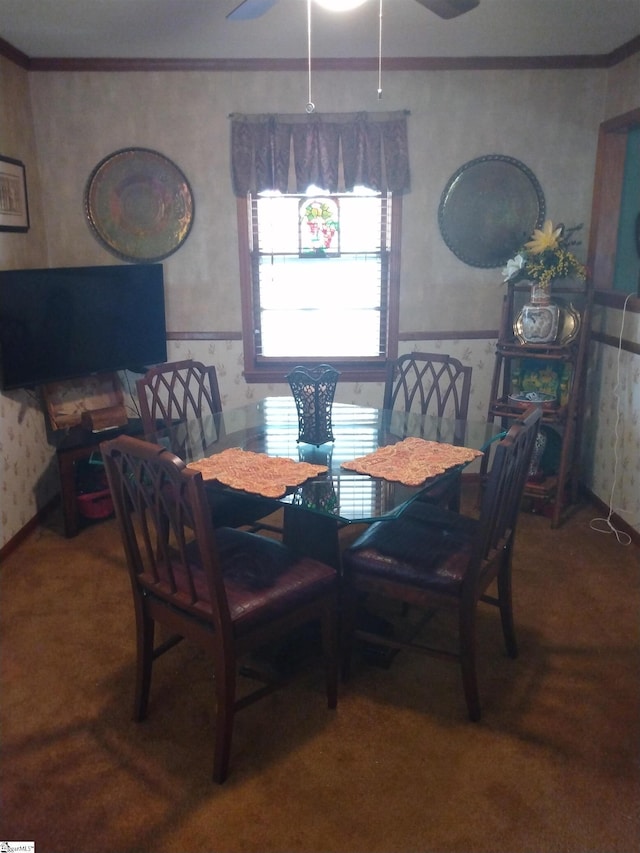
left=518, top=282, right=560, bottom=344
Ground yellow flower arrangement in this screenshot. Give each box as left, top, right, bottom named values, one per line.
left=502, top=219, right=587, bottom=292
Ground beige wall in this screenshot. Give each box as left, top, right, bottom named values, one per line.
left=0, top=55, right=53, bottom=543
left=1, top=54, right=638, bottom=546
left=0, top=56, right=46, bottom=268
left=27, top=67, right=603, bottom=334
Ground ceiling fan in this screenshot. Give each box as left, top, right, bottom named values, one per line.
left=227, top=0, right=479, bottom=22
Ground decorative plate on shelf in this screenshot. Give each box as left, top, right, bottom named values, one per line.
left=438, top=154, right=545, bottom=269
left=508, top=392, right=556, bottom=404
left=85, top=147, right=194, bottom=262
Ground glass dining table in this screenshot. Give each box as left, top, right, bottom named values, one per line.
left=155, top=397, right=500, bottom=567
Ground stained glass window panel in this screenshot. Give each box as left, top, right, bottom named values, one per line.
left=299, top=198, right=340, bottom=255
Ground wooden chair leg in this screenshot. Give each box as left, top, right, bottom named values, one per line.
left=447, top=472, right=462, bottom=513
left=134, top=611, right=154, bottom=721
left=322, top=607, right=338, bottom=709
left=498, top=601, right=517, bottom=657
left=212, top=660, right=237, bottom=784
left=497, top=555, right=518, bottom=659
left=340, top=588, right=357, bottom=682
left=459, top=606, right=481, bottom=722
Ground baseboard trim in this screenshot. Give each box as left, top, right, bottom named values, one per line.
left=2, top=481, right=637, bottom=560
left=579, top=486, right=640, bottom=547
left=462, top=474, right=639, bottom=546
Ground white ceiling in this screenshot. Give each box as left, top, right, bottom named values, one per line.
left=0, top=0, right=638, bottom=62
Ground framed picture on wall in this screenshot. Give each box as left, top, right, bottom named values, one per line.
left=0, top=155, right=30, bottom=232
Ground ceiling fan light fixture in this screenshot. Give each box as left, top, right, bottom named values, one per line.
left=314, top=0, right=369, bottom=11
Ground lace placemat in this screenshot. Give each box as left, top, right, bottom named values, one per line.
left=187, top=448, right=328, bottom=498
left=341, top=437, right=483, bottom=487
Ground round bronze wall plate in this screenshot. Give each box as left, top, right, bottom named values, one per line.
left=85, top=147, right=194, bottom=262
left=438, top=154, right=545, bottom=269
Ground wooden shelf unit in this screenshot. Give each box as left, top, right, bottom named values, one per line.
left=482, top=279, right=594, bottom=527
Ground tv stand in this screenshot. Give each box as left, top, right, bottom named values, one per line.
left=57, top=420, right=144, bottom=537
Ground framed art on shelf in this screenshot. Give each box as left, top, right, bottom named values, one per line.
left=0, top=155, right=30, bottom=232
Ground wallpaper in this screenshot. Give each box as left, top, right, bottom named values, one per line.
left=0, top=336, right=494, bottom=546
left=0, top=389, right=56, bottom=540
left=582, top=323, right=640, bottom=539
left=1, top=53, right=639, bottom=548
left=3, top=327, right=637, bottom=548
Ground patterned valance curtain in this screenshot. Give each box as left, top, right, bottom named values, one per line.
left=230, top=110, right=410, bottom=196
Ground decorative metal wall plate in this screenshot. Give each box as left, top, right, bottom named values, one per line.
left=438, top=155, right=545, bottom=268
left=85, top=148, right=194, bottom=262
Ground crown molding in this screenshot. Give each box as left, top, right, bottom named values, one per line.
left=0, top=36, right=29, bottom=69
left=1, top=35, right=638, bottom=73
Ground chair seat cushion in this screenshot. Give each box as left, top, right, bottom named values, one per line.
left=218, top=528, right=337, bottom=632
left=216, top=527, right=295, bottom=589
left=150, top=528, right=336, bottom=632
left=343, top=503, right=478, bottom=595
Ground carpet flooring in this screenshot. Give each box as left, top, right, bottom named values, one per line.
left=1, top=493, right=639, bottom=853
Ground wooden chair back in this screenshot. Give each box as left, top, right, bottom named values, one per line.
left=136, top=359, right=283, bottom=531
left=101, top=434, right=229, bottom=629
left=470, top=404, right=542, bottom=581
left=383, top=352, right=473, bottom=509
left=136, top=359, right=223, bottom=446
left=383, top=352, right=472, bottom=421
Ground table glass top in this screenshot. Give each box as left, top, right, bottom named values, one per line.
left=156, top=398, right=500, bottom=524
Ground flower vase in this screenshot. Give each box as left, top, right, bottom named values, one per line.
left=517, top=282, right=560, bottom=345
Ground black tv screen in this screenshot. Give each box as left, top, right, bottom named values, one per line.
left=0, top=263, right=167, bottom=391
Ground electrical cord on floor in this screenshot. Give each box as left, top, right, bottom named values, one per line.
left=589, top=292, right=633, bottom=546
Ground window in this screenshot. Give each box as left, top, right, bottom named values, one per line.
left=238, top=187, right=402, bottom=383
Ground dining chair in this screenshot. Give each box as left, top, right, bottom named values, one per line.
left=136, top=359, right=280, bottom=531
left=340, top=404, right=542, bottom=722
left=383, top=352, right=473, bottom=511
left=136, top=358, right=223, bottom=446
left=100, top=434, right=338, bottom=783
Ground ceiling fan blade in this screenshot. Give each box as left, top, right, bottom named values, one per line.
left=415, top=0, right=479, bottom=19
left=226, top=0, right=279, bottom=21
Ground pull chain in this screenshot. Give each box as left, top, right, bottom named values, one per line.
left=306, top=0, right=382, bottom=108
left=377, top=0, right=383, bottom=99
left=306, top=0, right=315, bottom=113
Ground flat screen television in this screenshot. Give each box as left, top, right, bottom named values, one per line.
left=0, top=263, right=167, bottom=391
